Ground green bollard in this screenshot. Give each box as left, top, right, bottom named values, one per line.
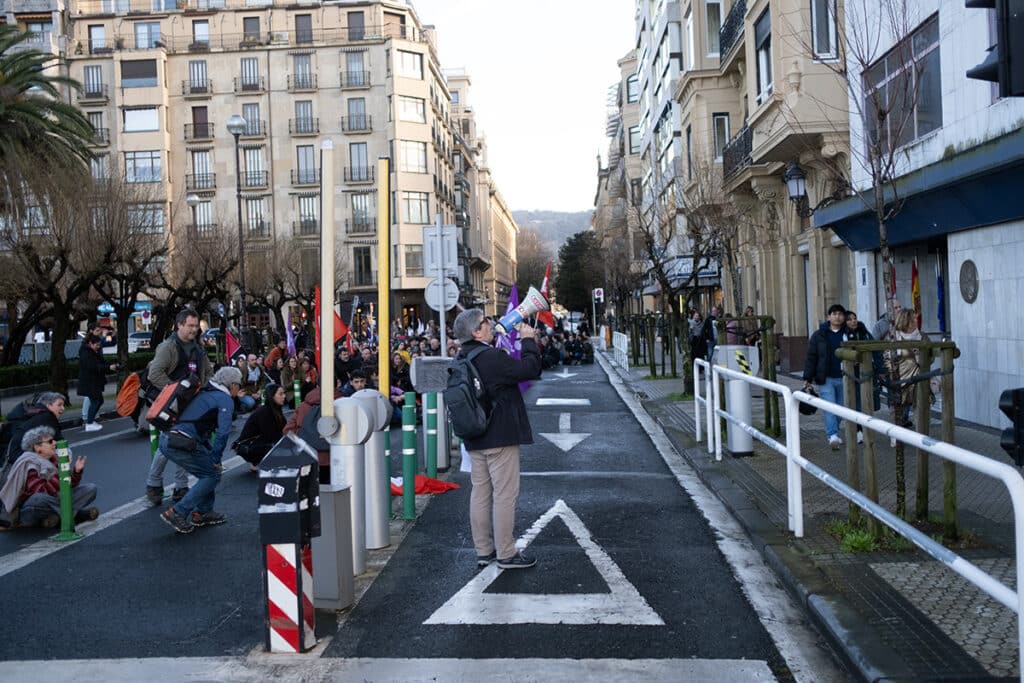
left=402, top=392, right=417, bottom=520
left=425, top=392, right=437, bottom=478
left=149, top=425, right=159, bottom=460
left=53, top=439, right=81, bottom=541
left=293, top=379, right=301, bottom=409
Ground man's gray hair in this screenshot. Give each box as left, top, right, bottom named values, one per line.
left=22, top=425, right=55, bottom=452
left=453, top=308, right=486, bottom=343
left=212, top=366, right=243, bottom=386
left=37, top=391, right=64, bottom=407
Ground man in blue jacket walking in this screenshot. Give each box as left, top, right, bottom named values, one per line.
left=803, top=304, right=849, bottom=450
left=158, top=366, right=242, bottom=534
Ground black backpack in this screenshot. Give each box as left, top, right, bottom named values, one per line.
left=444, top=346, right=491, bottom=440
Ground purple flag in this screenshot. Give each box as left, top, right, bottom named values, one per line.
left=285, top=311, right=296, bottom=356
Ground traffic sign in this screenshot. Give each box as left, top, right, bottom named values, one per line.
left=425, top=278, right=459, bottom=312
left=423, top=225, right=459, bottom=278
left=594, top=288, right=604, bottom=302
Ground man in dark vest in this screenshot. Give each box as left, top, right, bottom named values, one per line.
left=144, top=308, right=213, bottom=505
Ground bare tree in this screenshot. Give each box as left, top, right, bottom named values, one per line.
left=515, top=227, right=553, bottom=295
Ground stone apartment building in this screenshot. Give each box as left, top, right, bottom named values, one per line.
left=50, top=0, right=514, bottom=328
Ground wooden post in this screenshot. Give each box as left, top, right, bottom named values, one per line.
left=858, top=350, right=881, bottom=537
left=914, top=347, right=933, bottom=521
left=941, top=346, right=958, bottom=540
left=648, top=316, right=657, bottom=377
left=842, top=357, right=863, bottom=526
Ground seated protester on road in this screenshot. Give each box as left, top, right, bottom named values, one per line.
left=299, top=357, right=319, bottom=401
left=359, top=346, right=377, bottom=370
left=234, top=383, right=287, bottom=473
left=340, top=369, right=367, bottom=397
left=267, top=356, right=285, bottom=385
left=157, top=366, right=241, bottom=534
left=391, top=352, right=413, bottom=393
left=565, top=334, right=584, bottom=365
left=284, top=376, right=343, bottom=484
left=580, top=337, right=595, bottom=364
left=239, top=353, right=265, bottom=411
left=542, top=335, right=563, bottom=369
left=264, top=338, right=288, bottom=371
left=0, top=426, right=97, bottom=529
left=335, top=346, right=361, bottom=384
left=4, top=392, right=65, bottom=467
left=280, top=355, right=300, bottom=405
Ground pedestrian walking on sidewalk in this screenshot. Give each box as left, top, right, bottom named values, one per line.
left=804, top=304, right=849, bottom=450
left=452, top=308, right=543, bottom=571
left=78, top=334, right=117, bottom=432
left=157, top=366, right=240, bottom=534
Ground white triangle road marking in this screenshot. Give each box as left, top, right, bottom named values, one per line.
left=424, top=499, right=664, bottom=626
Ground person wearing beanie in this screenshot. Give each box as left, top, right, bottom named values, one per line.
left=234, top=383, right=287, bottom=472
left=157, top=365, right=242, bottom=534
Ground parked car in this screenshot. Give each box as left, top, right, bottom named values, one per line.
left=128, top=331, right=152, bottom=353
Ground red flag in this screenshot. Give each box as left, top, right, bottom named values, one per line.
left=314, top=286, right=349, bottom=369
left=225, top=329, right=243, bottom=362
left=911, top=257, right=921, bottom=330
left=537, top=261, right=555, bottom=328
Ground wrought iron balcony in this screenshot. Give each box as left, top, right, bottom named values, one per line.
left=184, top=122, right=215, bottom=141
left=240, top=170, right=269, bottom=188
left=340, top=70, right=370, bottom=89
left=186, top=173, right=216, bottom=191
left=341, top=115, right=372, bottom=132
left=722, top=125, right=753, bottom=180
left=719, top=0, right=746, bottom=60
left=291, top=169, right=320, bottom=186
left=344, top=166, right=374, bottom=183
left=182, top=79, right=213, bottom=97
left=293, top=219, right=320, bottom=236
left=345, top=218, right=375, bottom=234
left=234, top=76, right=265, bottom=93
left=79, top=84, right=109, bottom=103
left=240, top=120, right=266, bottom=138
left=191, top=223, right=218, bottom=239
left=246, top=220, right=271, bottom=238
left=287, top=74, right=318, bottom=91
left=352, top=272, right=377, bottom=287
left=90, top=127, right=110, bottom=146
left=289, top=117, right=319, bottom=135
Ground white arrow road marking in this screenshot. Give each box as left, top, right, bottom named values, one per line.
left=424, top=499, right=664, bottom=626
left=536, top=398, right=591, bottom=406
left=539, top=412, right=590, bottom=452
left=546, top=367, right=578, bottom=380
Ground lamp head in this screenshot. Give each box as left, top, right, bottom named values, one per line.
left=784, top=161, right=807, bottom=202
left=186, top=193, right=200, bottom=208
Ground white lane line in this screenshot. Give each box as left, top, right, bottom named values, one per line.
left=0, top=455, right=245, bottom=580
left=66, top=428, right=137, bottom=448
left=595, top=352, right=844, bottom=682
left=536, top=398, right=591, bottom=406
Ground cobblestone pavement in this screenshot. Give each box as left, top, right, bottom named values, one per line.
left=603, top=345, right=1019, bottom=680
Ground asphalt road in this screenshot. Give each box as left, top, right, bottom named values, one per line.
left=0, top=364, right=847, bottom=682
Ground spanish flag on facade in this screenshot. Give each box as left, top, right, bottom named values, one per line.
left=911, top=256, right=921, bottom=330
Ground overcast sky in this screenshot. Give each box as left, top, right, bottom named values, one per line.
left=411, top=0, right=636, bottom=213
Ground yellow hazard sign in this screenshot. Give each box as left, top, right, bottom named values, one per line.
left=735, top=349, right=752, bottom=375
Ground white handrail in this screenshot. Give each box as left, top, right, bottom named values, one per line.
left=692, top=359, right=713, bottom=453
left=700, top=363, right=1024, bottom=680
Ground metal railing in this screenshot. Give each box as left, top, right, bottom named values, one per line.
left=186, top=173, right=216, bottom=191
left=344, top=166, right=374, bottom=183
left=691, top=358, right=713, bottom=452
left=240, top=170, right=269, bottom=188
left=696, top=359, right=1024, bottom=675
left=287, top=74, right=318, bottom=91
left=345, top=218, right=375, bottom=234
left=289, top=118, right=319, bottom=135
left=240, top=120, right=266, bottom=137
left=79, top=84, right=109, bottom=101
left=184, top=122, right=215, bottom=141
left=340, top=70, right=370, bottom=88
left=290, top=169, right=320, bottom=185
left=90, top=127, right=110, bottom=145
left=341, top=115, right=372, bottom=132
left=246, top=220, right=271, bottom=238
left=293, top=219, right=319, bottom=236
left=233, top=76, right=265, bottom=93
left=719, top=0, right=746, bottom=60
left=722, top=125, right=752, bottom=180
left=352, top=272, right=377, bottom=287
left=192, top=223, right=218, bottom=239
left=181, top=79, right=213, bottom=96
left=612, top=331, right=630, bottom=371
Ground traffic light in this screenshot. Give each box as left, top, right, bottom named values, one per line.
left=1000, top=387, right=1024, bottom=466
left=966, top=0, right=1024, bottom=97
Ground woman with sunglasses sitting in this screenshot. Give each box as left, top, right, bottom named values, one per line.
left=0, top=425, right=98, bottom=529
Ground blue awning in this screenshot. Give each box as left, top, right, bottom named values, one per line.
left=814, top=128, right=1024, bottom=251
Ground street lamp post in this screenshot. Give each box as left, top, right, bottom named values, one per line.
left=226, top=114, right=249, bottom=349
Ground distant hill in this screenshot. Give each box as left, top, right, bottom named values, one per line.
left=512, top=210, right=592, bottom=252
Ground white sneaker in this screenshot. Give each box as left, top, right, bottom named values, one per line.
left=84, top=423, right=102, bottom=432
left=828, top=434, right=843, bottom=450
left=856, top=431, right=864, bottom=444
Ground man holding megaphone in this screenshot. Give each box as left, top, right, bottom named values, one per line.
left=452, top=307, right=543, bottom=570
left=494, top=286, right=550, bottom=335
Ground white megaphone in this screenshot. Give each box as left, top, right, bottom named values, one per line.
left=495, top=286, right=550, bottom=334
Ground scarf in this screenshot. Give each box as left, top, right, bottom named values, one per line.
left=0, top=452, right=57, bottom=513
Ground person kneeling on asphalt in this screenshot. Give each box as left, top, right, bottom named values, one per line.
left=158, top=366, right=241, bottom=534
left=0, top=426, right=98, bottom=529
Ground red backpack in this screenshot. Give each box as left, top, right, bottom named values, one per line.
left=145, top=374, right=202, bottom=431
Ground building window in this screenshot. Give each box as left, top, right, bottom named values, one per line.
left=402, top=191, right=429, bottom=224
left=90, top=155, right=108, bottom=181
left=626, top=74, right=639, bottom=103
left=628, top=125, right=641, bottom=154
left=347, top=11, right=365, bottom=41
left=397, top=95, right=426, bottom=123
left=89, top=25, right=106, bottom=52
left=246, top=198, right=265, bottom=229
left=397, top=49, right=423, bottom=79
left=863, top=14, right=941, bottom=154
left=84, top=65, right=104, bottom=94
left=685, top=11, right=695, bottom=70
left=345, top=51, right=366, bottom=85
left=404, top=245, right=423, bottom=277
left=755, top=10, right=773, bottom=104
left=188, top=60, right=208, bottom=90
left=298, top=195, right=318, bottom=228
left=295, top=14, right=313, bottom=44
left=348, top=98, right=367, bottom=129
left=243, top=17, right=261, bottom=42
left=124, top=107, right=159, bottom=132
left=712, top=113, right=730, bottom=160
left=194, top=200, right=212, bottom=228
left=354, top=246, right=373, bottom=285
left=451, top=90, right=460, bottom=105
left=88, top=110, right=104, bottom=130
left=352, top=193, right=372, bottom=224
left=296, top=145, right=316, bottom=183
left=240, top=57, right=260, bottom=89
left=134, top=22, right=160, bottom=49
left=192, top=20, right=209, bottom=46
left=399, top=140, right=428, bottom=173
left=128, top=204, right=164, bottom=234
left=300, top=248, right=318, bottom=291
left=706, top=0, right=722, bottom=56
left=122, top=59, right=157, bottom=88
left=349, top=142, right=368, bottom=178
left=811, top=0, right=837, bottom=60
left=293, top=53, right=312, bottom=87
left=125, top=150, right=161, bottom=182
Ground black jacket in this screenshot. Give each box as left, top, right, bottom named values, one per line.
left=77, top=344, right=108, bottom=399
left=237, top=403, right=285, bottom=451
left=5, top=409, right=61, bottom=466
left=462, top=338, right=542, bottom=451
left=803, top=321, right=842, bottom=385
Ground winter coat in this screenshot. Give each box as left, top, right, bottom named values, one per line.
left=236, top=403, right=286, bottom=465
left=77, top=344, right=108, bottom=399
left=461, top=338, right=542, bottom=451
left=5, top=409, right=61, bottom=467
left=803, top=322, right=843, bottom=386
left=887, top=327, right=928, bottom=407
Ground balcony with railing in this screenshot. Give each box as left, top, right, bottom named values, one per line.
left=184, top=122, right=215, bottom=141
left=343, top=166, right=374, bottom=183
left=246, top=220, right=271, bottom=238
left=293, top=219, right=320, bottom=236
left=182, top=79, right=213, bottom=97
left=719, top=0, right=746, bottom=66
left=341, top=115, right=372, bottom=133
left=240, top=120, right=266, bottom=138
left=240, top=170, right=269, bottom=188
left=78, top=83, right=109, bottom=104
left=90, top=128, right=110, bottom=146
left=722, top=125, right=753, bottom=181
left=291, top=168, right=320, bottom=186
left=340, top=70, right=370, bottom=89
left=234, top=76, right=265, bottom=94
left=192, top=223, right=219, bottom=240
left=289, top=117, right=319, bottom=136
left=352, top=271, right=377, bottom=288
left=345, top=218, right=375, bottom=234
left=287, top=74, right=317, bottom=92
left=186, top=173, right=216, bottom=191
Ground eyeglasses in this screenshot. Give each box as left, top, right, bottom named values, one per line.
left=41, top=438, right=56, bottom=445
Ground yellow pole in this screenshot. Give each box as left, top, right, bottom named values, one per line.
left=377, top=156, right=391, bottom=396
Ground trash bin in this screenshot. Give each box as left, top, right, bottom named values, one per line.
left=712, top=345, right=761, bottom=457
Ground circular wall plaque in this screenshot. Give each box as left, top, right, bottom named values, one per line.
left=959, top=259, right=979, bottom=304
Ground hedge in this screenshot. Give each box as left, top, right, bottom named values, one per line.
left=0, top=350, right=218, bottom=389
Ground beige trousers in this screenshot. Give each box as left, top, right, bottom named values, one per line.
left=469, top=444, right=521, bottom=560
